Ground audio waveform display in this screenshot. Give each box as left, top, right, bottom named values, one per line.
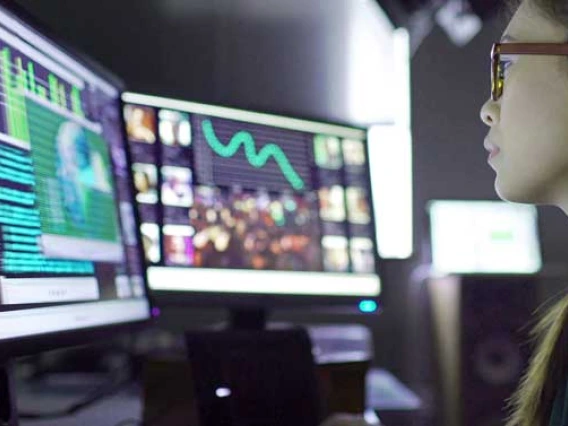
left=194, top=115, right=312, bottom=192
left=201, top=119, right=305, bottom=191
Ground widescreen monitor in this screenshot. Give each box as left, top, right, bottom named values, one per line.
left=428, top=200, right=542, bottom=275
left=0, top=1, right=151, bottom=352
left=122, top=92, right=381, bottom=304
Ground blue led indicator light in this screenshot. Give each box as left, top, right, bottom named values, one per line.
left=359, top=300, right=378, bottom=313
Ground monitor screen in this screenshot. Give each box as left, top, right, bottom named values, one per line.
left=428, top=200, right=542, bottom=274
left=0, top=3, right=150, bottom=344
left=122, top=93, right=381, bottom=298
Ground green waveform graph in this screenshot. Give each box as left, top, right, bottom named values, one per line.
left=201, top=119, right=305, bottom=191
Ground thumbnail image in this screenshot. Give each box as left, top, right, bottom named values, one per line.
left=132, top=163, right=158, bottom=204
left=161, top=166, right=193, bottom=207
left=163, top=224, right=195, bottom=266
left=350, top=238, right=376, bottom=274
left=124, top=105, right=157, bottom=144
left=346, top=187, right=371, bottom=224
left=140, top=223, right=161, bottom=263
left=318, top=185, right=346, bottom=222
left=314, top=135, right=343, bottom=169
left=342, top=139, right=366, bottom=166
left=322, top=235, right=349, bottom=273
left=190, top=186, right=322, bottom=271
left=159, top=109, right=192, bottom=147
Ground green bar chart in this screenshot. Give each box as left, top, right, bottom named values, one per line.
left=0, top=46, right=86, bottom=142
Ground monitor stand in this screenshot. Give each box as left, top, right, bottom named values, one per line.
left=228, top=307, right=267, bottom=330
left=0, top=360, right=18, bottom=426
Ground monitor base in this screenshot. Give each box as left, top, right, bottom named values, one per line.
left=228, top=307, right=267, bottom=330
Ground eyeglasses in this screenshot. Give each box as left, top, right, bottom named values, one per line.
left=491, top=42, right=568, bottom=101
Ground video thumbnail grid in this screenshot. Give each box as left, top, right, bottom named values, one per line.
left=124, top=104, right=376, bottom=274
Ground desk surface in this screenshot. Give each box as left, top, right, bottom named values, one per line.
left=17, top=368, right=425, bottom=426
left=18, top=379, right=142, bottom=426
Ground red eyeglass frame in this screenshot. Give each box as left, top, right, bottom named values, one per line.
left=491, top=42, right=568, bottom=101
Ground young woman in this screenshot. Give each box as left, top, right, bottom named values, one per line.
left=480, top=0, right=568, bottom=424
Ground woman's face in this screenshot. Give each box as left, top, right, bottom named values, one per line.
left=480, top=0, right=568, bottom=205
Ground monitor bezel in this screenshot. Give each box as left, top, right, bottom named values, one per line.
left=0, top=0, right=153, bottom=359
left=123, top=91, right=384, bottom=310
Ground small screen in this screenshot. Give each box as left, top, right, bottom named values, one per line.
left=0, top=4, right=150, bottom=342
left=428, top=200, right=542, bottom=274
left=123, top=93, right=381, bottom=297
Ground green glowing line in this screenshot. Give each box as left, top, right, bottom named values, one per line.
left=201, top=119, right=305, bottom=191
left=28, top=62, right=36, bottom=94
left=2, top=48, right=16, bottom=138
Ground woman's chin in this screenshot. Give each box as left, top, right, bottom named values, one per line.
left=495, top=179, right=540, bottom=205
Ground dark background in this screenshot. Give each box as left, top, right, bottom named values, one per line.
left=12, top=0, right=568, bottom=404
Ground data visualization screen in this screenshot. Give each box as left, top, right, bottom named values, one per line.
left=123, top=93, right=381, bottom=297
left=0, top=4, right=150, bottom=342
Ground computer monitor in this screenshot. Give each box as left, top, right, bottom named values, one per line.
left=427, top=200, right=542, bottom=275
left=122, top=92, right=381, bottom=322
left=0, top=2, right=151, bottom=423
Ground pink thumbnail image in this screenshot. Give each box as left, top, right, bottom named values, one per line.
left=164, top=233, right=194, bottom=266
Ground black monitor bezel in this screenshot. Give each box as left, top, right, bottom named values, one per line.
left=0, top=0, right=153, bottom=359
left=123, top=92, right=385, bottom=311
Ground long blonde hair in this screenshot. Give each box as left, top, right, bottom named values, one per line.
left=506, top=293, right=568, bottom=426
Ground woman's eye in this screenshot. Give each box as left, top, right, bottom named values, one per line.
left=500, top=60, right=513, bottom=78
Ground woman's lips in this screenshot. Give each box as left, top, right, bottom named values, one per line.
left=488, top=148, right=500, bottom=160
left=484, top=139, right=500, bottom=161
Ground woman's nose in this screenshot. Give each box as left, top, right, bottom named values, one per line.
left=480, top=97, right=499, bottom=127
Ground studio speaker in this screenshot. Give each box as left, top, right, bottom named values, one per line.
left=428, top=275, right=537, bottom=426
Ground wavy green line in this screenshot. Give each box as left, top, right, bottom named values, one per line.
left=201, top=119, right=305, bottom=190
